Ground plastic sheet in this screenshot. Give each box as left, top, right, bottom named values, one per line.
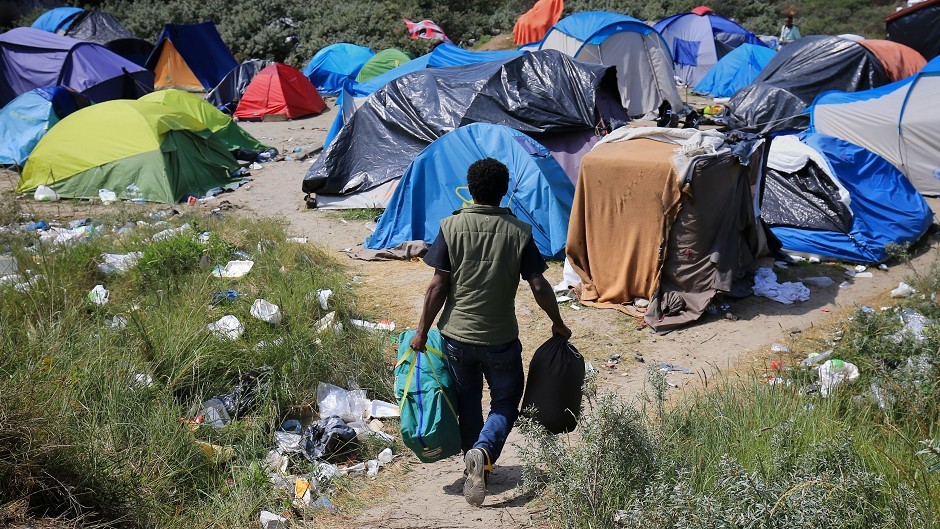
left=762, top=163, right=853, bottom=233
left=303, top=50, right=624, bottom=196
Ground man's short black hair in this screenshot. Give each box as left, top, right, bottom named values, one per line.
left=467, top=158, right=509, bottom=205
left=785, top=14, right=793, bottom=21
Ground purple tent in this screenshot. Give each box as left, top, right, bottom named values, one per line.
left=0, top=27, right=153, bottom=106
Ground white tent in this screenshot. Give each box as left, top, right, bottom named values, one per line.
left=537, top=11, right=682, bottom=118
left=810, top=56, right=940, bottom=195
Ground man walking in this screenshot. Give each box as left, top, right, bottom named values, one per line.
left=409, top=157, right=571, bottom=507
left=780, top=15, right=801, bottom=46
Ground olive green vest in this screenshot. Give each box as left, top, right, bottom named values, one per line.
left=437, top=205, right=532, bottom=346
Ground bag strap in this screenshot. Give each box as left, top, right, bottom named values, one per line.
left=420, top=347, right=458, bottom=420
left=396, top=346, right=458, bottom=420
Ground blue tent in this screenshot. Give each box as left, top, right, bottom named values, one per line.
left=763, top=133, right=931, bottom=263
left=31, top=7, right=84, bottom=33
left=0, top=87, right=90, bottom=167
left=694, top=43, right=775, bottom=97
left=145, top=22, right=237, bottom=90
left=302, top=43, right=375, bottom=95
left=366, top=123, right=575, bottom=257
left=427, top=42, right=523, bottom=68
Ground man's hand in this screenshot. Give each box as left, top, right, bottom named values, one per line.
left=410, top=332, right=428, bottom=352
left=552, top=322, right=572, bottom=340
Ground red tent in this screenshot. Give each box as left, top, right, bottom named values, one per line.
left=234, top=63, right=325, bottom=120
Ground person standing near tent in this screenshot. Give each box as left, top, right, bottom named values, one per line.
left=780, top=15, right=802, bottom=46
left=409, top=157, right=571, bottom=507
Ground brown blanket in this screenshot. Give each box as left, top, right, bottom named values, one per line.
left=566, top=139, right=683, bottom=310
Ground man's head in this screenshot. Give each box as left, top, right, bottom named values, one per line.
left=785, top=15, right=793, bottom=26
left=467, top=158, right=509, bottom=206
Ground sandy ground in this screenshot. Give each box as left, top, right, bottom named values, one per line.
left=4, top=106, right=939, bottom=529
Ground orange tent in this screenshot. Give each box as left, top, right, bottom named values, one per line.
left=234, top=63, right=326, bottom=120
left=859, top=39, right=927, bottom=82
left=513, top=0, right=564, bottom=45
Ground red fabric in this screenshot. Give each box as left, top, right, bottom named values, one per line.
left=404, top=18, right=452, bottom=43
left=691, top=5, right=714, bottom=16
left=234, top=63, right=326, bottom=120
left=513, top=0, right=564, bottom=45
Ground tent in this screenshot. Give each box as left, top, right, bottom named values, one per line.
left=206, top=59, right=272, bottom=112
left=366, top=123, right=575, bottom=257
left=304, top=50, right=628, bottom=199
left=653, top=5, right=767, bottom=86
left=234, top=63, right=326, bottom=120
left=762, top=134, right=931, bottom=262
left=31, top=7, right=83, bottom=33
left=537, top=11, right=682, bottom=117
left=886, top=0, right=940, bottom=60
left=18, top=99, right=239, bottom=204
left=356, top=48, right=414, bottom=82
left=857, top=39, right=926, bottom=82
left=404, top=18, right=450, bottom=42
left=146, top=22, right=237, bottom=91
left=513, top=0, right=564, bottom=45
left=302, top=43, right=374, bottom=95
left=0, top=28, right=153, bottom=107
left=62, top=11, right=151, bottom=67
left=565, top=128, right=764, bottom=332
left=426, top=43, right=523, bottom=68
left=140, top=89, right=271, bottom=155
left=694, top=43, right=775, bottom=98
left=810, top=56, right=940, bottom=195
left=725, top=36, right=891, bottom=134
left=0, top=87, right=90, bottom=167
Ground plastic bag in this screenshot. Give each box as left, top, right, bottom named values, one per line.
left=208, top=315, right=244, bottom=340
left=316, top=382, right=368, bottom=422
left=34, top=185, right=59, bottom=201
left=300, top=416, right=358, bottom=461
left=216, top=366, right=271, bottom=418
left=98, top=252, right=143, bottom=275
left=520, top=335, right=586, bottom=434
left=87, top=284, right=109, bottom=305
left=211, top=260, right=254, bottom=278
left=250, top=299, right=283, bottom=324
left=818, top=359, right=860, bottom=397
left=98, top=189, right=117, bottom=204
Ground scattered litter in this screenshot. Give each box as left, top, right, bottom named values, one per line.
left=151, top=223, right=191, bottom=241
left=98, top=189, right=117, bottom=204
left=350, top=319, right=396, bottom=332
left=0, top=255, right=17, bottom=276
left=752, top=267, right=810, bottom=304
left=770, top=342, right=790, bottom=353
left=316, top=289, right=333, bottom=310
left=208, top=315, right=244, bottom=340
left=800, top=350, right=834, bottom=367
left=212, top=260, right=254, bottom=278
left=275, top=420, right=304, bottom=454
left=317, top=382, right=369, bottom=422
left=250, top=299, right=283, bottom=325
left=891, top=282, right=916, bottom=298
left=39, top=226, right=91, bottom=245
left=370, top=399, right=400, bottom=418
left=98, top=252, right=142, bottom=275
left=259, top=510, right=289, bottom=529
left=287, top=237, right=308, bottom=244
left=249, top=162, right=263, bottom=170
left=818, top=359, right=860, bottom=397
left=26, top=221, right=48, bottom=231
left=378, top=447, right=394, bottom=464
left=869, top=382, right=892, bottom=409
left=87, top=284, right=109, bottom=305
left=556, top=292, right=574, bottom=303
left=889, top=308, right=929, bottom=342
left=878, top=264, right=889, bottom=271
left=233, top=250, right=251, bottom=260
left=854, top=272, right=873, bottom=278
left=773, top=260, right=789, bottom=269
left=313, top=312, right=343, bottom=335
left=34, top=185, right=59, bottom=201
left=193, top=398, right=232, bottom=428
left=109, top=316, right=127, bottom=329
left=193, top=367, right=271, bottom=428
left=300, top=415, right=358, bottom=461
left=658, top=363, right=691, bottom=374
left=839, top=281, right=851, bottom=288
left=801, top=276, right=834, bottom=288
left=198, top=232, right=211, bottom=244
left=854, top=265, right=867, bottom=273
left=633, top=298, right=650, bottom=309
left=844, top=268, right=856, bottom=278
left=133, top=373, right=153, bottom=388
left=211, top=290, right=241, bottom=305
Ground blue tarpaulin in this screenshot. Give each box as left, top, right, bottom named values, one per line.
left=0, top=87, right=89, bottom=167
left=366, top=123, right=574, bottom=257
left=146, top=22, right=237, bottom=90
left=767, top=133, right=932, bottom=263
left=302, top=43, right=374, bottom=95
left=0, top=28, right=153, bottom=106
left=694, top=43, right=776, bottom=97
left=427, top=43, right=523, bottom=68
left=31, top=7, right=83, bottom=33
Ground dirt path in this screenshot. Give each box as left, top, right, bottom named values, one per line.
left=4, top=110, right=938, bottom=529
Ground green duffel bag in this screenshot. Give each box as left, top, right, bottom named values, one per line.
left=395, top=330, right=461, bottom=463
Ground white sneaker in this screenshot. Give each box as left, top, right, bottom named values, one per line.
left=463, top=448, right=486, bottom=507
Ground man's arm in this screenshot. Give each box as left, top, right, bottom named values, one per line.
left=527, top=273, right=572, bottom=339
left=409, top=269, right=451, bottom=351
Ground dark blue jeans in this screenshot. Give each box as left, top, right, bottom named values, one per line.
left=443, top=336, right=525, bottom=464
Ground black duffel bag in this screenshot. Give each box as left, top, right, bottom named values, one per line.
left=520, top=335, right=585, bottom=434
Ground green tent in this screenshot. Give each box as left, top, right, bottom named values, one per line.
left=355, top=48, right=415, bottom=82
left=140, top=89, right=271, bottom=154
left=18, top=99, right=240, bottom=204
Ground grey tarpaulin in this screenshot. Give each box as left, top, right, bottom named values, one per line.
left=762, top=163, right=853, bottom=233
left=725, top=36, right=889, bottom=134
left=303, top=50, right=626, bottom=196
left=886, top=0, right=940, bottom=61
left=207, top=59, right=272, bottom=112
left=63, top=11, right=152, bottom=66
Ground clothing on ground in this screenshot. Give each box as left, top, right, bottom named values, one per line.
left=444, top=337, right=524, bottom=464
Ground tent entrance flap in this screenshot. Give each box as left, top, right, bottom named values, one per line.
left=762, top=163, right=853, bottom=233
left=153, top=40, right=203, bottom=91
